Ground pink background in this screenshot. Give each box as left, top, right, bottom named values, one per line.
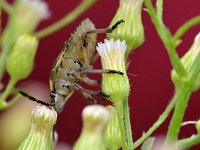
left=2, top=0, right=200, bottom=149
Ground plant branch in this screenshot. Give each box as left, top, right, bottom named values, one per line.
left=173, top=15, right=200, bottom=41
left=144, top=0, right=187, bottom=77
left=34, top=0, right=96, bottom=39
left=133, top=91, right=177, bottom=148
left=178, top=134, right=200, bottom=149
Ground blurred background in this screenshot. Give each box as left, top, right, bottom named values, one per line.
left=1, top=0, right=200, bottom=149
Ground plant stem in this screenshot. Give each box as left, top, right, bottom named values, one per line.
left=173, top=15, right=200, bottom=41
left=1, top=0, right=12, bottom=14
left=34, top=0, right=96, bottom=39
left=144, top=0, right=187, bottom=77
left=178, top=134, right=200, bottom=149
left=0, top=78, right=17, bottom=109
left=123, top=99, right=134, bottom=150
left=133, top=90, right=177, bottom=148
left=165, top=84, right=192, bottom=142
left=115, top=102, right=128, bottom=150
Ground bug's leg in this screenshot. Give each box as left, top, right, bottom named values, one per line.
left=91, top=53, right=99, bottom=64
left=71, top=83, right=109, bottom=98
left=78, top=76, right=99, bottom=86
left=81, top=69, right=124, bottom=75
left=82, top=92, right=97, bottom=104
left=82, top=19, right=124, bottom=47
left=19, top=91, right=52, bottom=107
left=86, top=19, right=124, bottom=35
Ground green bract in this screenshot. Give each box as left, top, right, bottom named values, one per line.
left=18, top=105, right=57, bottom=150
left=107, top=0, right=144, bottom=58
left=105, top=106, right=122, bottom=150
left=6, top=34, right=38, bottom=81
left=73, top=105, right=110, bottom=150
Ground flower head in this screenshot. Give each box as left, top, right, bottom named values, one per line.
left=73, top=105, right=110, bottom=150
left=97, top=39, right=130, bottom=103
left=18, top=104, right=57, bottom=150
left=107, top=0, right=144, bottom=58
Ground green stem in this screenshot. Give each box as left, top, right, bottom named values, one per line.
left=156, top=0, right=163, bottom=24
left=178, top=134, right=200, bottom=149
left=0, top=78, right=17, bottom=109
left=173, top=15, right=200, bottom=41
left=1, top=0, right=12, bottom=14
left=144, top=0, right=187, bottom=77
left=123, top=99, right=134, bottom=150
left=115, top=102, right=128, bottom=150
left=133, top=90, right=177, bottom=148
left=34, top=0, right=96, bottom=39
left=166, top=85, right=192, bottom=142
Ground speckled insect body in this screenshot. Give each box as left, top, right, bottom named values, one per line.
left=20, top=19, right=124, bottom=113
left=49, top=19, right=97, bottom=113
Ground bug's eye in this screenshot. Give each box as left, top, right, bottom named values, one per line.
left=50, top=92, right=56, bottom=99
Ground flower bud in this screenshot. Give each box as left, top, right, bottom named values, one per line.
left=6, top=34, right=38, bottom=81
left=2, top=0, right=50, bottom=62
left=107, top=0, right=144, bottom=58
left=18, top=104, right=57, bottom=150
left=96, top=39, right=130, bottom=103
left=171, top=32, right=200, bottom=91
left=73, top=105, right=110, bottom=150
left=105, top=106, right=122, bottom=150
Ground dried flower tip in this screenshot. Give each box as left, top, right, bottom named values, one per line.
left=7, top=34, right=38, bottom=81
left=18, top=104, right=57, bottom=150
left=97, top=39, right=130, bottom=103
left=73, top=105, right=110, bottom=150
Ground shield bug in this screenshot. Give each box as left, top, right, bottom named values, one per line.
left=20, top=19, right=124, bottom=113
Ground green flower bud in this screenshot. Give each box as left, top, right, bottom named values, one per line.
left=6, top=34, right=38, bottom=81
left=107, top=0, right=144, bottom=58
left=2, top=0, right=49, bottom=51
left=18, top=104, right=57, bottom=150
left=105, top=106, right=122, bottom=150
left=96, top=39, right=130, bottom=103
left=171, top=33, right=200, bottom=91
left=73, top=105, right=110, bottom=150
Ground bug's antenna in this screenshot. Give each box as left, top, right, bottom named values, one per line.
left=19, top=91, right=52, bottom=107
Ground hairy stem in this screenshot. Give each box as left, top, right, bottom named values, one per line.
left=166, top=85, right=192, bottom=142
left=115, top=102, right=128, bottom=150
left=144, top=0, right=186, bottom=77
left=123, top=99, right=134, bottom=150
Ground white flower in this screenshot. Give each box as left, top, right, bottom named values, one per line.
left=96, top=39, right=130, bottom=103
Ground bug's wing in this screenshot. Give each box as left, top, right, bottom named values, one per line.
left=63, top=19, right=97, bottom=64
